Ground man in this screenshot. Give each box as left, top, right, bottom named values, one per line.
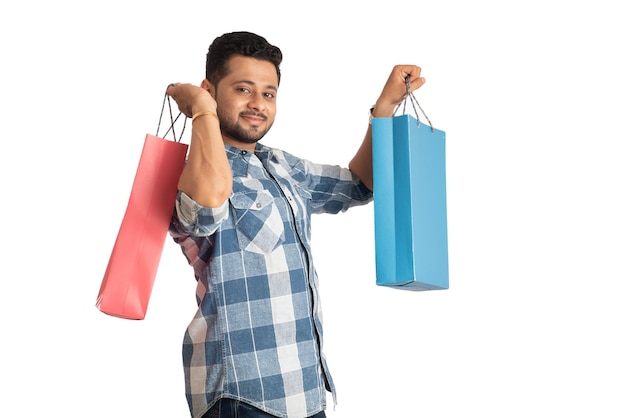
left=167, top=31, right=425, bottom=418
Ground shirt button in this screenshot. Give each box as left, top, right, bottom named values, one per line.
left=256, top=202, right=262, bottom=208
left=242, top=150, right=247, bottom=155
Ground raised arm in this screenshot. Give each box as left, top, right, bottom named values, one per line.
left=167, top=82, right=232, bottom=208
left=349, top=65, right=425, bottom=190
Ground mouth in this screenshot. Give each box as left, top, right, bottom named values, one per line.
left=240, top=113, right=267, bottom=126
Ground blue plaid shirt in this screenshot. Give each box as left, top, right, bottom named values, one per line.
left=169, top=143, right=373, bottom=418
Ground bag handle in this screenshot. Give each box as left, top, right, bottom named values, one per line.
left=156, top=84, right=187, bottom=142
left=393, top=76, right=434, bottom=132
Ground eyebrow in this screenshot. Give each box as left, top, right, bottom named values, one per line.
left=235, top=79, right=278, bottom=92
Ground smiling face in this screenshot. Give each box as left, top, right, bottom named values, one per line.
left=211, top=55, right=279, bottom=149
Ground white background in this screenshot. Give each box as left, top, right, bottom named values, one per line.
left=1, top=1, right=625, bottom=417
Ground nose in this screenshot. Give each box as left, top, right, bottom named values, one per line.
left=247, top=92, right=265, bottom=112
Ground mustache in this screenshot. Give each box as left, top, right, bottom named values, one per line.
left=239, top=111, right=267, bottom=121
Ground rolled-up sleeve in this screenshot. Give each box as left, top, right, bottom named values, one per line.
left=173, top=191, right=230, bottom=237
left=300, top=159, right=373, bottom=214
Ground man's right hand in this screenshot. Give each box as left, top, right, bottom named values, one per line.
left=166, top=82, right=217, bottom=118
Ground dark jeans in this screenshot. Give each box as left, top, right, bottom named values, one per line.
left=201, top=398, right=326, bottom=418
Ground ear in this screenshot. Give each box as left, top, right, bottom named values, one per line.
left=200, top=79, right=215, bottom=98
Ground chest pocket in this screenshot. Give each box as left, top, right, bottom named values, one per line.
left=229, top=190, right=285, bottom=254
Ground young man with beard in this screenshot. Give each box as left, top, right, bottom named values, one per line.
left=166, top=31, right=425, bottom=418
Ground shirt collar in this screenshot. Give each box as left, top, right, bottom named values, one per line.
left=224, top=143, right=274, bottom=177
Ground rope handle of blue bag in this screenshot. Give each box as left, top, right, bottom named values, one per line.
left=393, top=75, right=434, bottom=133
left=155, top=83, right=188, bottom=142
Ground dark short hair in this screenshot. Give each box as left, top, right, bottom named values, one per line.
left=206, top=31, right=283, bottom=87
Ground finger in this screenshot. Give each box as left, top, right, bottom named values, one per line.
left=397, top=64, right=419, bottom=77
left=166, top=82, right=180, bottom=96
left=401, top=66, right=425, bottom=92
left=410, top=77, right=426, bottom=92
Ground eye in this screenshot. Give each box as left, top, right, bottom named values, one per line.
left=236, top=87, right=251, bottom=94
left=264, top=92, right=276, bottom=99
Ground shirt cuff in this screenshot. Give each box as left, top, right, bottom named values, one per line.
left=176, top=191, right=229, bottom=234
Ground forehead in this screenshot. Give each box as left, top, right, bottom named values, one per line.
left=223, top=55, right=279, bottom=87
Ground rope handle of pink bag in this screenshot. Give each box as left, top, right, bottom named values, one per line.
left=155, top=84, right=187, bottom=142
left=393, top=75, right=434, bottom=132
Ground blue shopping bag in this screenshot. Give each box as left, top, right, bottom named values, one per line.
left=372, top=113, right=448, bottom=291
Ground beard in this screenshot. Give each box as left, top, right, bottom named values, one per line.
left=217, top=109, right=273, bottom=144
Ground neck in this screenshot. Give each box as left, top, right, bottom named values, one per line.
left=222, top=136, right=258, bottom=152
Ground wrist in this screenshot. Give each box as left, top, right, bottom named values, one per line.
left=191, top=95, right=217, bottom=117
left=369, top=103, right=396, bottom=125
left=371, top=101, right=395, bottom=118
left=192, top=110, right=219, bottom=123
left=191, top=103, right=217, bottom=116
